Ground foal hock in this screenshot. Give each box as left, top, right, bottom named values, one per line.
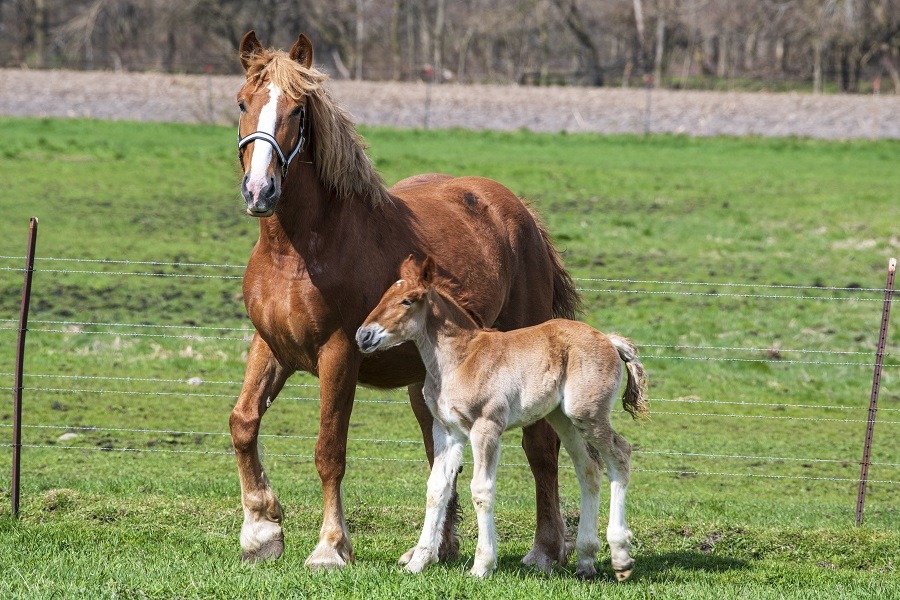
left=357, top=256, right=649, bottom=579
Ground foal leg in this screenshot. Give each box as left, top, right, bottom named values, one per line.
left=230, top=334, right=292, bottom=561
left=521, top=419, right=567, bottom=571
left=404, top=383, right=460, bottom=564
left=469, top=418, right=504, bottom=577
left=588, top=426, right=634, bottom=581
left=305, top=334, right=362, bottom=569
left=404, top=423, right=466, bottom=573
left=545, top=409, right=602, bottom=579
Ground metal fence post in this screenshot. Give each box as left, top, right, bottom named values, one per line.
left=855, top=257, right=896, bottom=526
left=12, top=217, right=38, bottom=518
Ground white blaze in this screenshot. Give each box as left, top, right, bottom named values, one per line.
left=246, top=83, right=282, bottom=201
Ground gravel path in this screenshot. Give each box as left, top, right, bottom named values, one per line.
left=1, top=68, right=897, bottom=139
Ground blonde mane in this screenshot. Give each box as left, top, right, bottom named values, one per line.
left=243, top=49, right=391, bottom=207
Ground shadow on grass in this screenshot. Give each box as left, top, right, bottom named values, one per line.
left=492, top=549, right=749, bottom=582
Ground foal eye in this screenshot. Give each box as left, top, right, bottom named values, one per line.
left=400, top=299, right=412, bottom=307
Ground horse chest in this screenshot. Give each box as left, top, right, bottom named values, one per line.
left=243, top=264, right=339, bottom=371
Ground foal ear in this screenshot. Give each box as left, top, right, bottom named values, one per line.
left=289, top=34, right=315, bottom=69
left=240, top=31, right=263, bottom=71
left=420, top=256, right=437, bottom=287
left=399, top=254, right=419, bottom=281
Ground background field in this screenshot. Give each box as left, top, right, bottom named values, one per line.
left=0, top=118, right=898, bottom=598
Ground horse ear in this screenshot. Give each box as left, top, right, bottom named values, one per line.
left=399, top=254, right=419, bottom=281
left=240, top=31, right=263, bottom=71
left=420, top=256, right=436, bottom=287
left=289, top=34, right=314, bottom=69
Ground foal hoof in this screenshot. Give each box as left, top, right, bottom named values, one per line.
left=614, top=561, right=634, bottom=582
left=241, top=537, right=284, bottom=563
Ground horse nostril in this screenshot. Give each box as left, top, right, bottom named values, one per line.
left=357, top=328, right=374, bottom=349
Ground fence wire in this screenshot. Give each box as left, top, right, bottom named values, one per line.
left=1, top=254, right=897, bottom=504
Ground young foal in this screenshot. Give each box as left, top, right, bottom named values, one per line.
left=357, top=256, right=649, bottom=579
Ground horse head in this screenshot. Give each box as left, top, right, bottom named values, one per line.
left=236, top=31, right=314, bottom=217
left=357, top=255, right=437, bottom=354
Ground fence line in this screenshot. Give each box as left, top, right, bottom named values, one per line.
left=0, top=319, right=880, bottom=357
left=575, top=286, right=889, bottom=302
left=3, top=442, right=897, bottom=485
left=0, top=256, right=891, bottom=294
left=5, top=327, right=892, bottom=367
left=5, top=372, right=899, bottom=413
left=7, top=376, right=900, bottom=412
left=2, top=267, right=244, bottom=280
left=3, top=423, right=898, bottom=468
left=18, top=385, right=900, bottom=421
left=3, top=252, right=898, bottom=519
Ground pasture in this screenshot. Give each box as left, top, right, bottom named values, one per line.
left=0, top=117, right=898, bottom=598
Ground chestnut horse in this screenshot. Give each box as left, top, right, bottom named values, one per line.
left=230, top=31, right=580, bottom=569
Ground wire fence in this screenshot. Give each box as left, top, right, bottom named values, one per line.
left=1, top=253, right=897, bottom=515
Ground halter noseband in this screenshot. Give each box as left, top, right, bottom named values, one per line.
left=237, top=105, right=307, bottom=180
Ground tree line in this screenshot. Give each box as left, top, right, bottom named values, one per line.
left=2, top=0, right=898, bottom=93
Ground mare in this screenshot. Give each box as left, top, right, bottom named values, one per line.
left=357, top=256, right=649, bottom=579
left=230, top=31, right=580, bottom=569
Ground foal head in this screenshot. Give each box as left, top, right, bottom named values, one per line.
left=236, top=31, right=318, bottom=217
left=357, top=256, right=437, bottom=354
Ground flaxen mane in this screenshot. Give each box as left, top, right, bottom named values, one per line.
left=243, top=49, right=392, bottom=207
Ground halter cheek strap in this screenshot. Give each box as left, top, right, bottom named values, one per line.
left=237, top=106, right=307, bottom=180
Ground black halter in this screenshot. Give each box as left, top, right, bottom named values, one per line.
left=237, top=105, right=307, bottom=180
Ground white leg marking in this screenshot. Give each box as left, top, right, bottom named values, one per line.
left=405, top=423, right=465, bottom=573
left=246, top=83, right=282, bottom=202
left=469, top=422, right=501, bottom=577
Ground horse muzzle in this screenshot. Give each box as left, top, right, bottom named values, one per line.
left=242, top=174, right=280, bottom=217
left=356, top=324, right=386, bottom=354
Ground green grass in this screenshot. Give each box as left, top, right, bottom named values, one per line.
left=0, top=118, right=898, bottom=598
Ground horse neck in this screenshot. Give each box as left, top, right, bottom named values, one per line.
left=258, top=160, right=374, bottom=251
left=414, top=288, right=482, bottom=378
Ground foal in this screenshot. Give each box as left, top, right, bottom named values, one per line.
left=356, top=256, right=649, bottom=580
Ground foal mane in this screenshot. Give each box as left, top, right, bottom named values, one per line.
left=244, top=50, right=392, bottom=207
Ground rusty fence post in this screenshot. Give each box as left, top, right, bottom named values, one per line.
left=12, top=217, right=38, bottom=518
left=855, top=257, right=896, bottom=526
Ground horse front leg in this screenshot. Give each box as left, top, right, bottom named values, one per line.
left=404, top=383, right=461, bottom=564
left=521, top=418, right=568, bottom=571
left=304, top=334, right=361, bottom=570
left=230, top=333, right=292, bottom=562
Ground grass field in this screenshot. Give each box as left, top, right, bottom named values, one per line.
left=0, top=117, right=898, bottom=598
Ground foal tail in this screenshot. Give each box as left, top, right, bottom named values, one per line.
left=608, top=334, right=650, bottom=421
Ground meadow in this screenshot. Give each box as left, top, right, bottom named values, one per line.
left=0, top=117, right=898, bottom=598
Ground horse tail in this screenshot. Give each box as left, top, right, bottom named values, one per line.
left=529, top=207, right=581, bottom=320
left=608, top=334, right=650, bottom=421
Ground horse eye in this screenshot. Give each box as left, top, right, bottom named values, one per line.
left=290, top=105, right=305, bottom=117
left=400, top=299, right=412, bottom=307
left=238, top=100, right=247, bottom=113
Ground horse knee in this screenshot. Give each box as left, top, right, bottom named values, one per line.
left=230, top=409, right=260, bottom=453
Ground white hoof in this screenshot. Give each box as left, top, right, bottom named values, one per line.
left=304, top=540, right=353, bottom=570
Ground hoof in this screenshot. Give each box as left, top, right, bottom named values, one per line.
left=614, top=560, right=634, bottom=582
left=469, top=564, right=494, bottom=578
left=304, top=541, right=354, bottom=570
left=398, top=546, right=416, bottom=566
left=575, top=564, right=597, bottom=580
left=241, top=537, right=284, bottom=563
left=522, top=544, right=566, bottom=573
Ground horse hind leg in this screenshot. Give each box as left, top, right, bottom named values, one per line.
left=563, top=383, right=634, bottom=581
left=230, top=334, right=290, bottom=562
left=520, top=418, right=567, bottom=572
left=544, top=408, right=602, bottom=579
